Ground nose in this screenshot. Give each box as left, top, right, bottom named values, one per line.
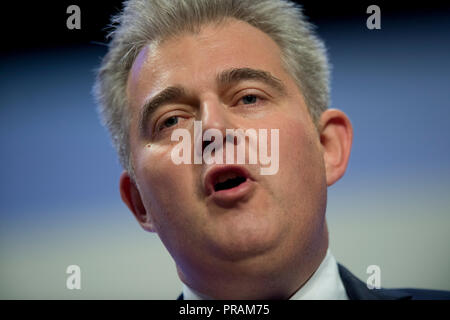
left=200, top=97, right=230, bottom=132
left=199, top=98, right=232, bottom=152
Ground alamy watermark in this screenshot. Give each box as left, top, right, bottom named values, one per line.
left=366, top=5, right=381, bottom=30
left=366, top=265, right=381, bottom=289
left=170, top=121, right=279, bottom=175
left=66, top=5, right=81, bottom=30
left=66, top=264, right=81, bottom=290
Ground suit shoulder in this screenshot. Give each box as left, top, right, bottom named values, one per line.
left=382, top=288, right=450, bottom=300
left=338, top=263, right=450, bottom=300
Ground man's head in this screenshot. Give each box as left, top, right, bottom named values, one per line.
left=94, top=0, right=353, bottom=299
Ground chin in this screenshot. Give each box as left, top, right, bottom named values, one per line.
left=206, top=223, right=283, bottom=263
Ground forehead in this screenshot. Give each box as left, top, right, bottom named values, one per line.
left=126, top=19, right=289, bottom=108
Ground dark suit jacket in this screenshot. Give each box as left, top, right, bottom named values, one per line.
left=177, top=264, right=450, bottom=300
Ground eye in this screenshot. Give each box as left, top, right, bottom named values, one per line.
left=240, top=95, right=258, bottom=105
left=158, top=116, right=179, bottom=131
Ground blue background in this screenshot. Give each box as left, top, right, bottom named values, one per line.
left=1, top=9, right=449, bottom=298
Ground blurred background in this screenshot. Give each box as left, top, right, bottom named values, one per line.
left=1, top=1, right=449, bottom=299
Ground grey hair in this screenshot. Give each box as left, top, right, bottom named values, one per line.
left=93, top=0, right=330, bottom=177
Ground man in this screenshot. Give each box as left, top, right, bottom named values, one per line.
left=94, top=0, right=449, bottom=299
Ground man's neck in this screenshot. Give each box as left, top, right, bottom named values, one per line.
left=182, top=249, right=347, bottom=300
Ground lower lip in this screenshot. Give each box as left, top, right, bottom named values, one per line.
left=209, top=179, right=255, bottom=207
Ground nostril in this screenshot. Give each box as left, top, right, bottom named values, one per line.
left=202, top=136, right=215, bottom=151
left=225, top=134, right=239, bottom=145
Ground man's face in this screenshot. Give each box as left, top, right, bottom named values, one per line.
left=125, top=19, right=329, bottom=290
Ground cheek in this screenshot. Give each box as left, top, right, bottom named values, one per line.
left=134, top=144, right=198, bottom=229
left=271, top=113, right=326, bottom=212
left=282, top=121, right=321, bottom=173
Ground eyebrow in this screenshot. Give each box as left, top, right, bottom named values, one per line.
left=139, top=86, right=187, bottom=134
left=138, top=67, right=286, bottom=135
left=217, top=67, right=286, bottom=95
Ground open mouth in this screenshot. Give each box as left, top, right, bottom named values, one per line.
left=213, top=173, right=247, bottom=192
left=204, top=165, right=255, bottom=206
left=204, top=165, right=253, bottom=198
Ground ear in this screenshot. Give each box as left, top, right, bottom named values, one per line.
left=119, top=171, right=156, bottom=232
left=319, top=109, right=353, bottom=187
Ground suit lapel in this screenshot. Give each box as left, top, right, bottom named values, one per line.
left=338, top=264, right=412, bottom=300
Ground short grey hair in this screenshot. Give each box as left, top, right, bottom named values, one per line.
left=93, top=0, right=330, bottom=176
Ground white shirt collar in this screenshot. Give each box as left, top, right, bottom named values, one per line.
left=289, top=249, right=348, bottom=300
left=182, top=249, right=348, bottom=300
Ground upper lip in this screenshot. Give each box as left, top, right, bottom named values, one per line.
left=203, top=165, right=253, bottom=196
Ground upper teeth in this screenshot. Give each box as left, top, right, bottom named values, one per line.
left=216, top=172, right=239, bottom=184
